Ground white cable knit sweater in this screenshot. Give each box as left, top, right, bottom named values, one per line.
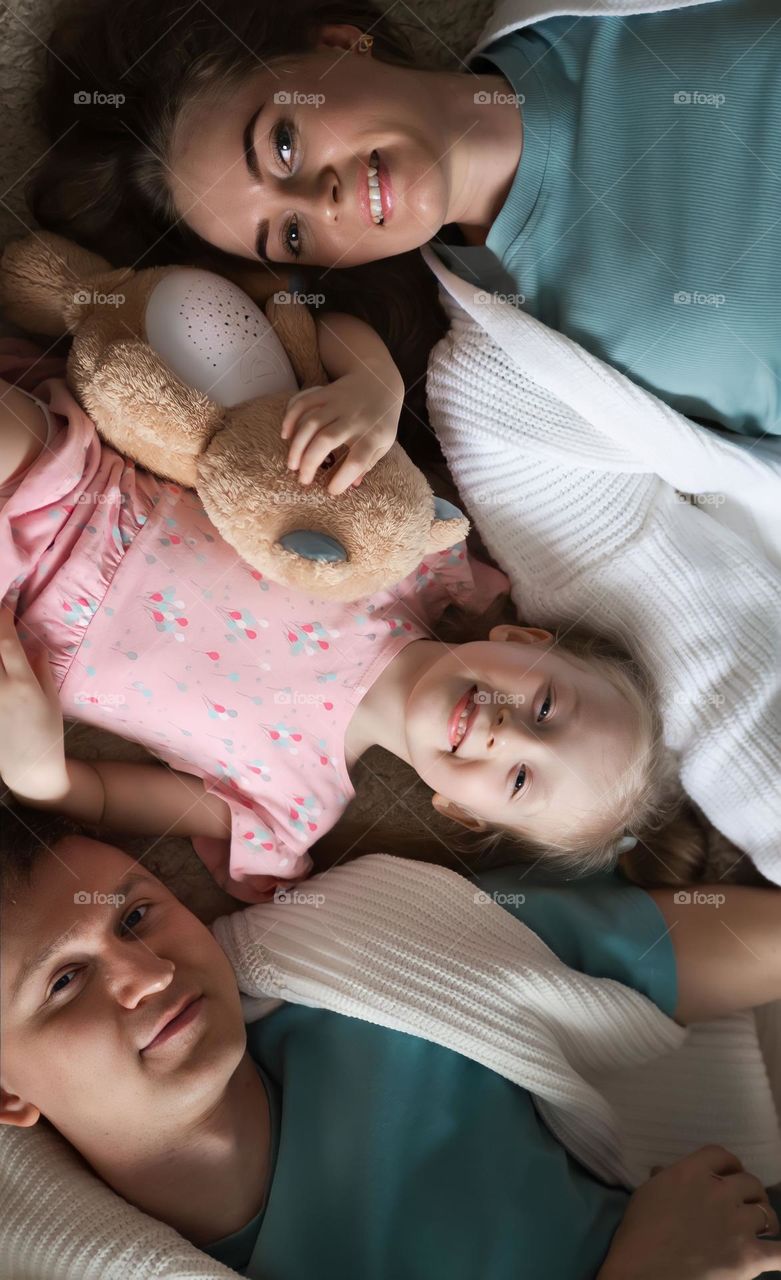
left=2, top=856, right=780, bottom=1280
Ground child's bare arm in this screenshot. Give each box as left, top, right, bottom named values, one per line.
left=39, top=755, right=234, bottom=840
left=280, top=312, right=405, bottom=494
left=0, top=376, right=50, bottom=489
left=0, top=605, right=232, bottom=840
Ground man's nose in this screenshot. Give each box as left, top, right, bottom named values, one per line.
left=105, top=942, right=175, bottom=1009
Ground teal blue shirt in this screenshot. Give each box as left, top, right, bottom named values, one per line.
left=204, top=868, right=678, bottom=1279
left=434, top=1, right=781, bottom=437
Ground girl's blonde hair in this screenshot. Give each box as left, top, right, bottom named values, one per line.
left=434, top=593, right=685, bottom=879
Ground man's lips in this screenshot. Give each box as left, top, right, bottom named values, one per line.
left=448, top=685, right=478, bottom=752
left=140, top=994, right=203, bottom=1053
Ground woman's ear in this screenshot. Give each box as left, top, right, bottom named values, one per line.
left=315, top=24, right=372, bottom=54
left=431, top=794, right=489, bottom=832
left=488, top=624, right=554, bottom=646
left=0, top=1085, right=40, bottom=1128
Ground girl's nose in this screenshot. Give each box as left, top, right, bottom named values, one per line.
left=486, top=706, right=527, bottom=751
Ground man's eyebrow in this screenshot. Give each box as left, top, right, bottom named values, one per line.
left=11, top=871, right=155, bottom=1002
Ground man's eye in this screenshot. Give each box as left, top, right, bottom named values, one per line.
left=512, top=765, right=527, bottom=795
left=120, top=903, right=148, bottom=935
left=274, top=121, right=295, bottom=168
left=49, top=969, right=78, bottom=1000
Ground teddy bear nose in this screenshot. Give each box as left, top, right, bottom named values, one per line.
left=278, top=530, right=348, bottom=563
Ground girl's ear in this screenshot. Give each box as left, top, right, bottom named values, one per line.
left=488, top=624, right=554, bottom=646
left=431, top=794, right=489, bottom=832
left=315, top=24, right=371, bottom=54
left=0, top=1086, right=40, bottom=1128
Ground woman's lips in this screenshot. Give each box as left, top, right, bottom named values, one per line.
left=357, top=150, right=394, bottom=228
left=448, top=685, right=477, bottom=751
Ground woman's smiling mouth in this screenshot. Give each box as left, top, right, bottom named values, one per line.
left=449, top=684, right=478, bottom=752
left=359, top=149, right=393, bottom=227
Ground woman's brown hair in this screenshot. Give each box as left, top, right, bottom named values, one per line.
left=28, top=0, right=450, bottom=466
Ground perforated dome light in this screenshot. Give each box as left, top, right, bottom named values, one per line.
left=144, top=268, right=298, bottom=407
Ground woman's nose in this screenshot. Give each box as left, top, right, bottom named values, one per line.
left=288, top=168, right=340, bottom=221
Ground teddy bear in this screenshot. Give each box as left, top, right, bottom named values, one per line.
left=0, top=231, right=468, bottom=601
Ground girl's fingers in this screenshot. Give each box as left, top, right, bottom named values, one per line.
left=327, top=448, right=378, bottom=495
left=286, top=411, right=340, bottom=471
left=0, top=613, right=34, bottom=680
left=297, top=427, right=350, bottom=486
left=280, top=387, right=327, bottom=440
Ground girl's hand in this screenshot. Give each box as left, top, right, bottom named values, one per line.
left=280, top=367, right=404, bottom=495
left=0, top=605, right=68, bottom=802
left=597, top=1145, right=781, bottom=1280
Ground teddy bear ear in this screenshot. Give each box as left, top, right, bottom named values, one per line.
left=424, top=496, right=470, bottom=553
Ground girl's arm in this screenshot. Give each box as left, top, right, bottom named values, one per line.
left=0, top=375, right=50, bottom=488
left=649, top=885, right=781, bottom=1024
left=0, top=604, right=232, bottom=840
left=280, top=312, right=405, bottom=494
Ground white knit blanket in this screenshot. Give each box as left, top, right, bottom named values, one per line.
left=2, top=856, right=780, bottom=1279
left=422, top=246, right=781, bottom=880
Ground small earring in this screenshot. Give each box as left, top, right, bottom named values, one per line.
left=357, top=34, right=374, bottom=53
left=615, top=835, right=638, bottom=855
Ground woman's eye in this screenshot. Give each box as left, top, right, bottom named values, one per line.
left=283, top=215, right=302, bottom=259
left=274, top=121, right=295, bottom=168
left=537, top=688, right=553, bottom=722
left=512, top=765, right=527, bottom=795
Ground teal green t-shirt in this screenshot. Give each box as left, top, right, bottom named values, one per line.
left=434, top=1, right=781, bottom=437
left=203, top=869, right=678, bottom=1279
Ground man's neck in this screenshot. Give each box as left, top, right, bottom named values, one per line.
left=83, top=1050, right=272, bottom=1247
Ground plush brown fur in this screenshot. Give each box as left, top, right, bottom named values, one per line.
left=0, top=231, right=468, bottom=600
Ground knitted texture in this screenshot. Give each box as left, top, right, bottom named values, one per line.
left=422, top=254, right=781, bottom=879
left=214, top=855, right=781, bottom=1189
left=2, top=855, right=780, bottom=1279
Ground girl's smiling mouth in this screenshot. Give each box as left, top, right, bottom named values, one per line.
left=449, top=684, right=478, bottom=752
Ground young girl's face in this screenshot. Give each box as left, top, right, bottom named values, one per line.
left=169, top=29, right=451, bottom=268
left=404, top=627, right=641, bottom=846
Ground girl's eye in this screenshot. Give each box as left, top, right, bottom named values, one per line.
left=274, top=120, right=295, bottom=168
left=512, top=765, right=527, bottom=795
left=537, top=688, right=553, bottom=723
left=282, top=214, right=302, bottom=259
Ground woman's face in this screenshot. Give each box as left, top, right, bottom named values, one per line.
left=169, top=26, right=452, bottom=268
left=404, top=627, right=642, bottom=847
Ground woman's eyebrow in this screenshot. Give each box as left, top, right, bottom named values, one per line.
left=242, top=104, right=272, bottom=260
left=243, top=103, right=265, bottom=183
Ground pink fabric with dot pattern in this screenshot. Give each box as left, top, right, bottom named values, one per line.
left=0, top=342, right=509, bottom=901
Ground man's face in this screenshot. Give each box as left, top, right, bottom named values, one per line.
left=0, top=837, right=246, bottom=1152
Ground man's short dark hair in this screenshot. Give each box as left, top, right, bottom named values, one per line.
left=0, top=792, right=99, bottom=904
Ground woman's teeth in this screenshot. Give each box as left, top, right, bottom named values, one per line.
left=368, top=149, right=383, bottom=224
